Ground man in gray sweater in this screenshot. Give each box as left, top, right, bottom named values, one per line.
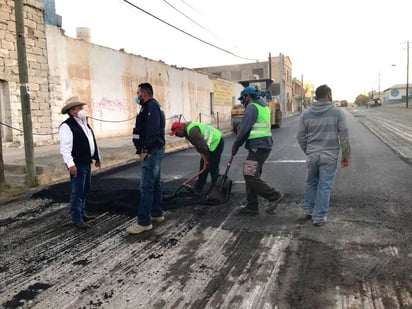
left=297, top=84, right=351, bottom=226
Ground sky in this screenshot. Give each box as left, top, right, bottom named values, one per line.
left=54, top=0, right=410, bottom=102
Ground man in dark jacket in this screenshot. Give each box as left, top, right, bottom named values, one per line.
left=59, top=96, right=101, bottom=229
left=170, top=121, right=224, bottom=193
left=127, top=82, right=166, bottom=234
left=231, top=86, right=283, bottom=214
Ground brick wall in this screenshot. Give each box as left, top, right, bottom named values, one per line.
left=0, top=0, right=52, bottom=146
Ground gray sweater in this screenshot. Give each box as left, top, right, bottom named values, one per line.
left=296, top=101, right=351, bottom=159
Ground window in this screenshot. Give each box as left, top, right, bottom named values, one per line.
left=252, top=68, right=264, bottom=78
left=0, top=80, right=12, bottom=141
left=231, top=71, right=241, bottom=80
left=210, top=92, right=214, bottom=115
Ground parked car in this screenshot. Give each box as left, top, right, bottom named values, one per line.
left=368, top=99, right=382, bottom=108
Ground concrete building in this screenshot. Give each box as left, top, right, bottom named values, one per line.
left=0, top=0, right=51, bottom=146
left=383, top=84, right=411, bottom=104
left=0, top=0, right=242, bottom=147
left=195, top=54, right=303, bottom=114
left=292, top=77, right=304, bottom=112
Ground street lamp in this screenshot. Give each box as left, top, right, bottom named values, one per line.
left=378, top=70, right=381, bottom=104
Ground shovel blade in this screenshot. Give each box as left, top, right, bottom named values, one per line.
left=163, top=184, right=196, bottom=201
left=206, top=175, right=232, bottom=203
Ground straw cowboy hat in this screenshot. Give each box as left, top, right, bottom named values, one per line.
left=61, top=96, right=86, bottom=114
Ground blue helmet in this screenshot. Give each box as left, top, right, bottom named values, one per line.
left=238, top=86, right=258, bottom=100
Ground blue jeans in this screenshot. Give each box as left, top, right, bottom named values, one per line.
left=70, top=163, right=91, bottom=223
left=138, top=147, right=165, bottom=226
left=303, top=152, right=338, bottom=223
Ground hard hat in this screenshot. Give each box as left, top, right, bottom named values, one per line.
left=238, top=86, right=258, bottom=100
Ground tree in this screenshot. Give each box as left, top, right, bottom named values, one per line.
left=355, top=94, right=369, bottom=106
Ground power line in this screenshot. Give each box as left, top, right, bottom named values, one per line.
left=162, top=0, right=207, bottom=32
left=177, top=0, right=204, bottom=16
left=162, top=0, right=238, bottom=50
left=121, top=0, right=257, bottom=62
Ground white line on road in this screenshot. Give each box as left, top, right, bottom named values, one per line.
left=266, top=160, right=306, bottom=163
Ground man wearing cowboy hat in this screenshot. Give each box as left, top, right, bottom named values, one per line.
left=59, top=96, right=101, bottom=229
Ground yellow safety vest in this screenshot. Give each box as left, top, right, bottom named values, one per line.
left=186, top=122, right=221, bottom=151
left=248, top=103, right=271, bottom=140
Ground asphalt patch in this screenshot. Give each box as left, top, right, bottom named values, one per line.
left=3, top=282, right=52, bottom=309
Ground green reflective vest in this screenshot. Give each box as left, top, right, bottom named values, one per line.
left=248, top=103, right=271, bottom=140
left=186, top=122, right=221, bottom=151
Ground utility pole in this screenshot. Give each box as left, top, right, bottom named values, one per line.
left=301, top=74, right=304, bottom=112
left=279, top=53, right=286, bottom=114
left=0, top=128, right=4, bottom=190
left=378, top=70, right=381, bottom=104
left=268, top=52, right=272, bottom=80
left=15, top=0, right=36, bottom=186
left=406, top=40, right=409, bottom=108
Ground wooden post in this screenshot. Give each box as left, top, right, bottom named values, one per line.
left=0, top=128, right=5, bottom=189
left=15, top=0, right=36, bottom=186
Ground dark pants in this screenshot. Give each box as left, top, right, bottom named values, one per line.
left=195, top=139, right=224, bottom=191
left=70, top=163, right=91, bottom=223
left=244, top=148, right=281, bottom=210
left=138, top=147, right=165, bottom=226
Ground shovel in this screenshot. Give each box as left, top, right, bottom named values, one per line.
left=206, top=156, right=233, bottom=203
left=163, top=166, right=207, bottom=201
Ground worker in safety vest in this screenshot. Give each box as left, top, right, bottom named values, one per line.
left=170, top=121, right=224, bottom=194
left=231, top=86, right=283, bottom=214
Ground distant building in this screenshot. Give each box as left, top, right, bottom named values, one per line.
left=383, top=84, right=411, bottom=104
left=195, top=54, right=303, bottom=114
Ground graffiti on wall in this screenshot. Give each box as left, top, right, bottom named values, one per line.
left=92, top=97, right=129, bottom=112
left=75, top=96, right=129, bottom=113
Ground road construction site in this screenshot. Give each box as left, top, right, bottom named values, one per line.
left=1, top=104, right=412, bottom=308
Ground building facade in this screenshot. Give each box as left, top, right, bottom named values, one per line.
left=0, top=0, right=242, bottom=147
left=383, top=84, right=411, bottom=104
left=195, top=54, right=303, bottom=113
left=0, top=0, right=51, bottom=146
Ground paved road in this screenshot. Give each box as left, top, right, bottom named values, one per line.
left=1, top=105, right=412, bottom=308
left=351, top=104, right=412, bottom=163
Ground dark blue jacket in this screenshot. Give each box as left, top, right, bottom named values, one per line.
left=133, top=98, right=165, bottom=154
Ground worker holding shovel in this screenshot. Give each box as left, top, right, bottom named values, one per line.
left=231, top=86, right=283, bottom=214
left=170, top=121, right=224, bottom=195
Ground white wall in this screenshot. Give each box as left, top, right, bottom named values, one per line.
left=45, top=25, right=243, bottom=141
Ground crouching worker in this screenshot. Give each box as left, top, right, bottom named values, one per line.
left=170, top=121, right=224, bottom=194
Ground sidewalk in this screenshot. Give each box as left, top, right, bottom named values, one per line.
left=2, top=134, right=193, bottom=187
left=2, top=112, right=300, bottom=190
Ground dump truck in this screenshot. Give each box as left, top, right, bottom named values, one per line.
left=231, top=78, right=282, bottom=132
